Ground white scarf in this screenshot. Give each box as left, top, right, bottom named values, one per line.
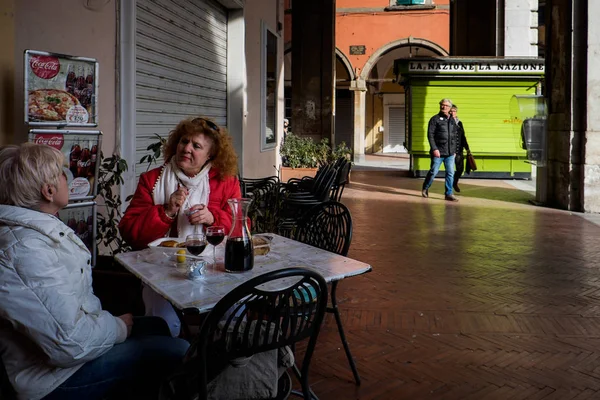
left=153, top=159, right=211, bottom=238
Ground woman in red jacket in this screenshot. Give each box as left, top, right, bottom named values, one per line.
left=119, top=116, right=241, bottom=336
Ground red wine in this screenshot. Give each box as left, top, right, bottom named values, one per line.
left=207, top=233, right=225, bottom=246
left=224, top=237, right=254, bottom=272
left=187, top=242, right=206, bottom=256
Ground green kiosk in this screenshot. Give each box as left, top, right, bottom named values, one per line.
left=393, top=57, right=544, bottom=179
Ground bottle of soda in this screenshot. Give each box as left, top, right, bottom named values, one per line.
left=76, top=65, right=86, bottom=91
left=69, top=144, right=81, bottom=177
left=88, top=144, right=98, bottom=178
left=66, top=64, right=76, bottom=94
left=77, top=147, right=91, bottom=178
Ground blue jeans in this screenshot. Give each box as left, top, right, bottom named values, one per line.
left=44, top=316, right=189, bottom=400
left=422, top=154, right=456, bottom=196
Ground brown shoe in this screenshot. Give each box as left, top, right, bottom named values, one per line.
left=445, top=194, right=459, bottom=202
left=422, top=189, right=428, bottom=198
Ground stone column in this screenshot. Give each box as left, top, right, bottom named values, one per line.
left=350, top=79, right=367, bottom=161
left=504, top=0, right=538, bottom=56
left=291, top=0, right=335, bottom=143
left=584, top=0, right=600, bottom=212
left=545, top=0, right=587, bottom=211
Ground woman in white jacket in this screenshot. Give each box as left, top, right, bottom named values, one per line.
left=0, top=143, right=189, bottom=400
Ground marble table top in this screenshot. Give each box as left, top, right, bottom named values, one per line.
left=115, top=233, right=372, bottom=313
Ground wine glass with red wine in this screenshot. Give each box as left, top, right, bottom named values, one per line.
left=206, top=225, right=225, bottom=267
left=185, top=233, right=207, bottom=275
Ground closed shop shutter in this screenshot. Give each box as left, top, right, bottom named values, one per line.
left=135, top=0, right=227, bottom=179
left=409, top=80, right=538, bottom=155
left=385, top=106, right=405, bottom=152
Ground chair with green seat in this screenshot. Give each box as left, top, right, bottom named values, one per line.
left=160, top=267, right=328, bottom=400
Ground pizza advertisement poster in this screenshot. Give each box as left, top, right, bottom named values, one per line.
left=25, top=50, right=99, bottom=126
left=28, top=129, right=102, bottom=201
left=58, top=201, right=97, bottom=266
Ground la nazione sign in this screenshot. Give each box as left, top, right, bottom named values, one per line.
left=406, top=60, right=545, bottom=74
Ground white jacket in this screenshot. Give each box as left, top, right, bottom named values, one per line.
left=0, top=205, right=128, bottom=400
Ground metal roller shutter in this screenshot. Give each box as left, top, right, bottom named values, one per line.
left=385, top=106, right=406, bottom=152
left=135, top=0, right=228, bottom=178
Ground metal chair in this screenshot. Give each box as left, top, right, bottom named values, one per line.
left=329, top=160, right=351, bottom=202
left=293, top=201, right=360, bottom=385
left=276, top=165, right=339, bottom=238
left=240, top=176, right=281, bottom=234
left=162, top=268, right=328, bottom=400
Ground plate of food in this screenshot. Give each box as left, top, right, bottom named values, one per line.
left=253, top=234, right=273, bottom=256
left=148, top=237, right=187, bottom=254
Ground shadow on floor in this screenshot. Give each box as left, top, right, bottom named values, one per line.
left=347, top=171, right=535, bottom=205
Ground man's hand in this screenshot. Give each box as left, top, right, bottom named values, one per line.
left=118, top=313, right=134, bottom=337
left=187, top=204, right=215, bottom=226
left=432, top=149, right=440, bottom=158
left=165, top=186, right=189, bottom=218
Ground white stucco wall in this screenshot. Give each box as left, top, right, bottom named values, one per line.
left=14, top=0, right=117, bottom=153
left=504, top=0, right=539, bottom=57
left=242, top=0, right=284, bottom=178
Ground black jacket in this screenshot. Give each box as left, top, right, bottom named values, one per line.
left=427, top=112, right=457, bottom=157
left=454, top=120, right=469, bottom=154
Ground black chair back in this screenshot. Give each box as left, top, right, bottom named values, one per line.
left=183, top=268, right=328, bottom=400
left=294, top=201, right=353, bottom=257
left=240, top=176, right=280, bottom=233
left=330, top=159, right=351, bottom=202
left=310, top=165, right=338, bottom=202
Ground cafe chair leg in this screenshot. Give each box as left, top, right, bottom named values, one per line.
left=328, top=281, right=361, bottom=385
left=291, top=363, right=320, bottom=400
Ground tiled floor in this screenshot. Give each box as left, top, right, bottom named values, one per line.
left=306, top=170, right=600, bottom=399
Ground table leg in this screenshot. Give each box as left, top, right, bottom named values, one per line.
left=172, top=306, right=199, bottom=341
left=327, top=281, right=361, bottom=385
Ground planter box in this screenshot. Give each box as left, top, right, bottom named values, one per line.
left=279, top=166, right=318, bottom=183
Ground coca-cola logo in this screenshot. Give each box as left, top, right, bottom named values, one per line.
left=30, top=56, right=60, bottom=79
left=33, top=134, right=64, bottom=150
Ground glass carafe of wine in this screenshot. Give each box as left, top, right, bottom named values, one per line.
left=224, top=198, right=254, bottom=273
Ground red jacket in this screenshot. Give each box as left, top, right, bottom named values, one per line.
left=119, top=165, right=241, bottom=250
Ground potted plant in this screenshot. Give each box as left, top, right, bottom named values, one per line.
left=279, top=133, right=352, bottom=182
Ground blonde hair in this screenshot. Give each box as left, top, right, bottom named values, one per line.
left=163, top=117, right=239, bottom=179
left=0, top=143, right=64, bottom=208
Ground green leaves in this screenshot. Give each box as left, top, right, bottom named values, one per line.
left=139, top=134, right=166, bottom=171
left=96, top=152, right=132, bottom=255
left=280, top=133, right=352, bottom=168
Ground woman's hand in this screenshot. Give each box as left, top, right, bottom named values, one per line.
left=165, top=186, right=189, bottom=218
left=118, top=313, right=134, bottom=337
left=187, top=204, right=215, bottom=226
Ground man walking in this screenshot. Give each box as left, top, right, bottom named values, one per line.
left=450, top=104, right=470, bottom=193
left=421, top=98, right=459, bottom=201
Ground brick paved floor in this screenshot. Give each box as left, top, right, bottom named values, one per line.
left=305, top=171, right=600, bottom=399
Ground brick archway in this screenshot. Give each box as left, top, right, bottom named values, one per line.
left=358, top=37, right=448, bottom=81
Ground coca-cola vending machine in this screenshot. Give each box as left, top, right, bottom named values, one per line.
left=57, top=201, right=97, bottom=266
left=28, top=130, right=102, bottom=201
left=24, top=50, right=98, bottom=127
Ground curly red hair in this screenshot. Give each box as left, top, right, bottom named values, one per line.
left=163, top=117, right=239, bottom=179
